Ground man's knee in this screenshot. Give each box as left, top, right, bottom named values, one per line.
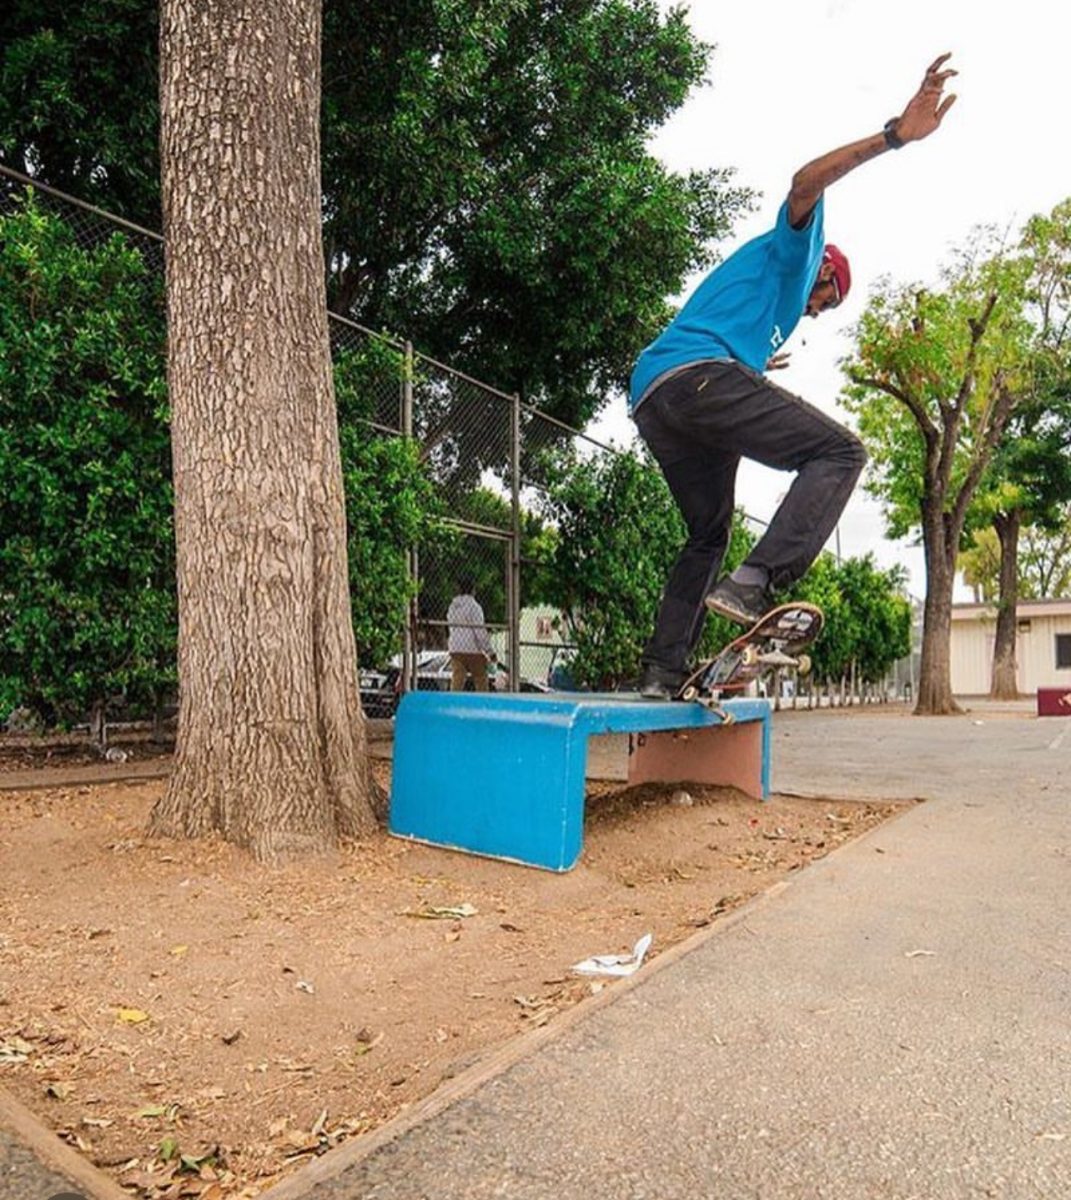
left=835, top=431, right=867, bottom=480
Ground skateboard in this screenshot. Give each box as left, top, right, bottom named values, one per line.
left=677, top=602, right=824, bottom=708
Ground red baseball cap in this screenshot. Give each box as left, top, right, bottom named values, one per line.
left=822, top=244, right=851, bottom=303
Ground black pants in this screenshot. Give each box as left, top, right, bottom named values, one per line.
left=634, top=360, right=867, bottom=674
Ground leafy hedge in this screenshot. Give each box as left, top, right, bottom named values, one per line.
left=0, top=197, right=438, bottom=724
left=0, top=194, right=174, bottom=724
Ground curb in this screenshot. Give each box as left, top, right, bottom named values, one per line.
left=0, top=1086, right=130, bottom=1200
left=255, top=878, right=795, bottom=1200
left=0, top=762, right=172, bottom=793
left=254, top=798, right=920, bottom=1199
left=0, top=735, right=396, bottom=794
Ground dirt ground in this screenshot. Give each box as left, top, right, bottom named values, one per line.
left=0, top=738, right=909, bottom=1199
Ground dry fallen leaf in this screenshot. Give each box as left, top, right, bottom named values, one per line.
left=353, top=1030, right=384, bottom=1056
left=0, top=1037, right=33, bottom=1063
left=117, top=1007, right=151, bottom=1025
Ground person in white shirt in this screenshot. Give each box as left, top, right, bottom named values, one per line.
left=447, top=578, right=496, bottom=692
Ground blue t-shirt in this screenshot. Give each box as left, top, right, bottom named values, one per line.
left=629, top=197, right=826, bottom=410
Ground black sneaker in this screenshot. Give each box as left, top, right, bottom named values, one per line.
left=705, top=577, right=770, bottom=626
left=638, top=664, right=684, bottom=701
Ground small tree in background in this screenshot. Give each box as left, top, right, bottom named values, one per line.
left=842, top=236, right=1032, bottom=714
left=793, top=554, right=851, bottom=692
left=836, top=555, right=912, bottom=691
left=0, top=195, right=174, bottom=731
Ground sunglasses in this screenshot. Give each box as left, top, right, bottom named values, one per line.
left=827, top=273, right=842, bottom=308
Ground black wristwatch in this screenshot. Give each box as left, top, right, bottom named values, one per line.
left=883, top=118, right=905, bottom=150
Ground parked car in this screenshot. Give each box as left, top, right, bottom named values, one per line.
left=359, top=668, right=399, bottom=719
left=393, top=651, right=454, bottom=691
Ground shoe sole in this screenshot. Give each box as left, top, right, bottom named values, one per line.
left=704, top=594, right=758, bottom=626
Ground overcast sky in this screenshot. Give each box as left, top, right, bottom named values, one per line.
left=587, top=0, right=1069, bottom=600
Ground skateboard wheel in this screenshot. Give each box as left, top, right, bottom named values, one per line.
left=741, top=645, right=760, bottom=667
left=681, top=685, right=698, bottom=702
left=797, top=654, right=812, bottom=675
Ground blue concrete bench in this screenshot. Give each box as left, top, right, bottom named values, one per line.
left=388, top=691, right=771, bottom=872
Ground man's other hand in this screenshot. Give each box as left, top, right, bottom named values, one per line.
left=891, top=53, right=957, bottom=144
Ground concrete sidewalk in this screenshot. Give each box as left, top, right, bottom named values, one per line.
left=263, top=705, right=1071, bottom=1200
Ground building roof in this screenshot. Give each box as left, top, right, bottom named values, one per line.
left=952, top=597, right=1071, bottom=620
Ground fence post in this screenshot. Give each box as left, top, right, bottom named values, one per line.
left=403, top=341, right=417, bottom=694
left=509, top=393, right=522, bottom=690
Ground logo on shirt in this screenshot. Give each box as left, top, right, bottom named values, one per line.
left=770, top=325, right=785, bottom=350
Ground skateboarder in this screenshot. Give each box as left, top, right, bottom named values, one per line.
left=633, top=53, right=957, bottom=699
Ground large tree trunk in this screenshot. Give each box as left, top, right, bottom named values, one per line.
left=150, top=0, right=376, bottom=860
left=915, top=508, right=961, bottom=715
left=990, top=509, right=1022, bottom=700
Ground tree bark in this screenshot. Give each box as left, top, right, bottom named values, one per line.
left=915, top=506, right=962, bottom=715
left=151, top=0, right=376, bottom=860
left=990, top=509, right=1022, bottom=700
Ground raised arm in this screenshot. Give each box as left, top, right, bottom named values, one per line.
left=787, top=53, right=958, bottom=228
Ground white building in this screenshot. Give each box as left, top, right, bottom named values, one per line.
left=490, top=605, right=570, bottom=687
left=950, top=599, right=1071, bottom=695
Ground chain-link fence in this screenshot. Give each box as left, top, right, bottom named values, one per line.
left=0, top=162, right=619, bottom=699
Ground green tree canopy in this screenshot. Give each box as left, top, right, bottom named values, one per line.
left=1, top=0, right=753, bottom=426
left=0, top=199, right=446, bottom=720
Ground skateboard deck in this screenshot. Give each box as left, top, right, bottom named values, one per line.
left=677, top=602, right=824, bottom=708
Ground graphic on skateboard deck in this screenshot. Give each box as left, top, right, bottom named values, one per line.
left=677, top=602, right=824, bottom=708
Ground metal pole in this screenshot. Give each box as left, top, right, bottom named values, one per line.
left=403, top=341, right=417, bottom=694
left=509, top=394, right=522, bottom=690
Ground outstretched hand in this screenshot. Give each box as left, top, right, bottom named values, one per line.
left=894, top=53, right=957, bottom=143
left=765, top=351, right=792, bottom=371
